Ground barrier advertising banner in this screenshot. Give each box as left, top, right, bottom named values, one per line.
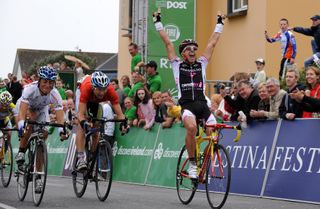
left=221, top=120, right=278, bottom=195
left=147, top=0, right=195, bottom=93
left=263, top=119, right=320, bottom=202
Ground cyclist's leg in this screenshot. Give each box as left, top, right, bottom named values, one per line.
left=181, top=108, right=197, bottom=179
left=75, top=123, right=86, bottom=170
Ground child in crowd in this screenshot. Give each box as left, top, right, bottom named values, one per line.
left=56, top=78, right=66, bottom=100
left=152, top=91, right=173, bottom=128
left=251, top=58, right=267, bottom=88
left=133, top=88, right=155, bottom=130
left=124, top=97, right=137, bottom=126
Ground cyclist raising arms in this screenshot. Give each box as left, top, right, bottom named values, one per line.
left=153, top=8, right=225, bottom=179
left=15, top=66, right=69, bottom=165
left=76, top=71, right=127, bottom=171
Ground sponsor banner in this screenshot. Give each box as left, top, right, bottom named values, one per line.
left=221, top=121, right=278, bottom=195
left=264, top=119, right=320, bottom=202
left=147, top=0, right=195, bottom=92
left=112, top=125, right=160, bottom=184
left=145, top=123, right=185, bottom=187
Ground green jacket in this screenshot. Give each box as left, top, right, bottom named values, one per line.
left=147, top=72, right=162, bottom=93
left=128, top=82, right=144, bottom=98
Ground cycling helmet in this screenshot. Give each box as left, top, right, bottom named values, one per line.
left=38, top=66, right=58, bottom=81
left=91, top=71, right=110, bottom=88
left=179, top=39, right=198, bottom=55
left=0, top=91, right=12, bottom=105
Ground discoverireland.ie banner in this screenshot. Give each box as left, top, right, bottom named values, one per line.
left=147, top=0, right=195, bottom=95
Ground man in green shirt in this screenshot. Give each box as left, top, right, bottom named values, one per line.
left=145, top=60, right=162, bottom=95
left=128, top=43, right=144, bottom=73
left=128, top=72, right=144, bottom=98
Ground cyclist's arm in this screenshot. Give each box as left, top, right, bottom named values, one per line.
left=77, top=102, right=87, bottom=122
left=112, top=103, right=125, bottom=120
left=203, top=12, right=225, bottom=61
left=18, top=101, right=29, bottom=122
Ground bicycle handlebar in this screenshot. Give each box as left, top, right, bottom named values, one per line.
left=91, top=118, right=127, bottom=123
left=205, top=123, right=242, bottom=142
left=0, top=128, right=19, bottom=132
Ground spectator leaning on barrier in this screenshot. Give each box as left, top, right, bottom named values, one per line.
left=235, top=79, right=260, bottom=122
left=133, top=88, right=155, bottom=130
left=292, top=15, right=320, bottom=69
left=145, top=60, right=162, bottom=95
left=302, top=66, right=320, bottom=118
left=124, top=97, right=137, bottom=126
left=290, top=88, right=320, bottom=112
left=250, top=82, right=270, bottom=120
left=279, top=68, right=305, bottom=120
left=262, top=77, right=286, bottom=119
left=152, top=91, right=173, bottom=128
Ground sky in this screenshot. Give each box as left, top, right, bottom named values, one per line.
left=0, top=0, right=119, bottom=79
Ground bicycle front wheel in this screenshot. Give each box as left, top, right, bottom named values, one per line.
left=95, top=140, right=113, bottom=201
left=72, top=151, right=88, bottom=198
left=1, top=141, right=13, bottom=187
left=205, top=144, right=231, bottom=209
left=17, top=148, right=31, bottom=201
left=32, top=142, right=48, bottom=206
left=176, top=145, right=197, bottom=205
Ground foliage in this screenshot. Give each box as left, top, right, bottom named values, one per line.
left=27, top=51, right=97, bottom=75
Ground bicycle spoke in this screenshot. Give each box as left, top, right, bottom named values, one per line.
left=1, top=141, right=13, bottom=187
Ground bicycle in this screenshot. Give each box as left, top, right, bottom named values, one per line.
left=15, top=119, right=69, bottom=206
left=176, top=122, right=242, bottom=209
left=0, top=127, right=18, bottom=187
left=72, top=117, right=127, bottom=201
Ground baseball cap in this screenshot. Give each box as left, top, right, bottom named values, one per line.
left=255, top=58, right=265, bottom=65
left=146, top=60, right=158, bottom=70
left=310, top=15, right=320, bottom=20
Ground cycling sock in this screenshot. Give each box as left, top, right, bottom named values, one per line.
left=78, top=151, right=86, bottom=160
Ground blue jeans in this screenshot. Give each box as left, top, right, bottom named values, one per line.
left=304, top=52, right=320, bottom=69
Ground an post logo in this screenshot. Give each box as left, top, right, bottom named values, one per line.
left=164, top=24, right=180, bottom=42
left=167, top=1, right=187, bottom=9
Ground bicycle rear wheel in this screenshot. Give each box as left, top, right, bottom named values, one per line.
left=1, top=140, right=13, bottom=187
left=95, top=140, right=113, bottom=201
left=205, top=144, right=231, bottom=209
left=32, top=142, right=48, bottom=206
left=17, top=148, right=31, bottom=201
left=72, top=151, right=88, bottom=198
left=176, top=145, right=197, bottom=205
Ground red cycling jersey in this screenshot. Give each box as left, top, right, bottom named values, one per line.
left=79, top=75, right=119, bottom=105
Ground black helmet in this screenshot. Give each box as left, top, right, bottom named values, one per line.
left=179, top=39, right=198, bottom=54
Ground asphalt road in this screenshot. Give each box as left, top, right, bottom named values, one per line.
left=0, top=176, right=319, bottom=209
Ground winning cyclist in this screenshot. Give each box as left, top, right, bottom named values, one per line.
left=0, top=91, right=17, bottom=160
left=75, top=71, right=127, bottom=171
left=153, top=8, right=225, bottom=179
left=15, top=66, right=69, bottom=192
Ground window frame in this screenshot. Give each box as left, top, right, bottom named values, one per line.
left=228, top=0, right=248, bottom=17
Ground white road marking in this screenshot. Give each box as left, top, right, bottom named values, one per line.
left=0, top=202, right=17, bottom=209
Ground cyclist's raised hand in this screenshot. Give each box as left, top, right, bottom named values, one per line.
left=152, top=6, right=161, bottom=23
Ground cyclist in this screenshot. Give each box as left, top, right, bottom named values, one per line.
left=152, top=8, right=225, bottom=179
left=14, top=66, right=69, bottom=192
left=0, top=91, right=17, bottom=160
left=76, top=71, right=127, bottom=171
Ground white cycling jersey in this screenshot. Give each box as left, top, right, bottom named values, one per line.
left=16, top=81, right=63, bottom=112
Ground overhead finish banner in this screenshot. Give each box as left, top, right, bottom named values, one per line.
left=147, top=0, right=195, bottom=97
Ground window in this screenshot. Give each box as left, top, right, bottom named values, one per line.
left=228, top=0, right=248, bottom=17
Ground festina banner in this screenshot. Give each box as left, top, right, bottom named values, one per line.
left=147, top=0, right=195, bottom=97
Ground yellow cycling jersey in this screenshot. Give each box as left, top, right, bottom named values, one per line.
left=0, top=103, right=16, bottom=121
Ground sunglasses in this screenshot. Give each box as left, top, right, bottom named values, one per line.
left=183, top=45, right=198, bottom=52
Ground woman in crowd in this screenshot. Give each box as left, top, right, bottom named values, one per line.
left=152, top=91, right=173, bottom=128
left=121, top=75, right=131, bottom=97
left=133, top=88, right=155, bottom=130
left=302, top=66, right=320, bottom=118
left=124, top=97, right=137, bottom=126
